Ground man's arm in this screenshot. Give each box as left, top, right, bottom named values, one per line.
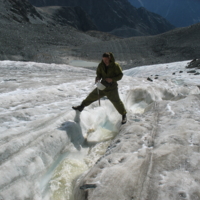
left=95, top=64, right=102, bottom=83
left=111, top=63, right=123, bottom=82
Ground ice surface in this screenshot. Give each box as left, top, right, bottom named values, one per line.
left=69, top=60, right=99, bottom=68
left=73, top=61, right=200, bottom=200
left=0, top=60, right=122, bottom=199
left=0, top=60, right=200, bottom=200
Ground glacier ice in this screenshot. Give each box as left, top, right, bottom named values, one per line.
left=0, top=60, right=200, bottom=200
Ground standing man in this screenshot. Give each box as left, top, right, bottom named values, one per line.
left=72, top=52, right=127, bottom=124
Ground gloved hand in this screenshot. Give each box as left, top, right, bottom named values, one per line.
left=95, top=77, right=100, bottom=84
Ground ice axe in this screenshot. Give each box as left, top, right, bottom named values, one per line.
left=97, top=88, right=101, bottom=106
left=96, top=81, right=106, bottom=107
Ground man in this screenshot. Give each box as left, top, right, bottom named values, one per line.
left=72, top=52, right=127, bottom=124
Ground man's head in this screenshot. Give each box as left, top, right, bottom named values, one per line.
left=102, top=52, right=111, bottom=66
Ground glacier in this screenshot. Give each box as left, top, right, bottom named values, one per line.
left=0, top=60, right=199, bottom=200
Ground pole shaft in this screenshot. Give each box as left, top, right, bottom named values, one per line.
left=97, top=88, right=101, bottom=106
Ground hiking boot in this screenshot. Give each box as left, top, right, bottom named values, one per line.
left=72, top=105, right=84, bottom=112
left=122, top=114, right=127, bottom=124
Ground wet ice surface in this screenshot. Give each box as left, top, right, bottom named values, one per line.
left=0, top=60, right=200, bottom=200
left=69, top=60, right=99, bottom=68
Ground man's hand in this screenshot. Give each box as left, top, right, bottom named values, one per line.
left=95, top=77, right=100, bottom=84
left=105, top=78, right=113, bottom=83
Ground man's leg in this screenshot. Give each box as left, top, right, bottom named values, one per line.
left=106, top=87, right=127, bottom=124
left=73, top=88, right=105, bottom=111
left=81, top=88, right=105, bottom=107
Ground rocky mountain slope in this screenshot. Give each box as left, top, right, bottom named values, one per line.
left=0, top=0, right=112, bottom=63
left=73, top=23, right=200, bottom=69
left=0, top=0, right=97, bottom=31
left=128, top=0, right=200, bottom=27
left=1, top=21, right=200, bottom=68
left=0, top=0, right=200, bottom=69
left=0, top=0, right=43, bottom=24
left=37, top=6, right=97, bottom=31
left=0, top=22, right=101, bottom=63
left=28, top=0, right=175, bottom=37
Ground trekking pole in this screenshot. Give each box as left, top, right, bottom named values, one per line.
left=97, top=88, right=101, bottom=106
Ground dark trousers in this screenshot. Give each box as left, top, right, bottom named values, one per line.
left=82, top=87, right=127, bottom=115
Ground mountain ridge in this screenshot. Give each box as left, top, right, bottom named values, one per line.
left=28, top=0, right=175, bottom=37
left=0, top=0, right=43, bottom=24
left=37, top=6, right=98, bottom=31
left=128, top=0, right=200, bottom=27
